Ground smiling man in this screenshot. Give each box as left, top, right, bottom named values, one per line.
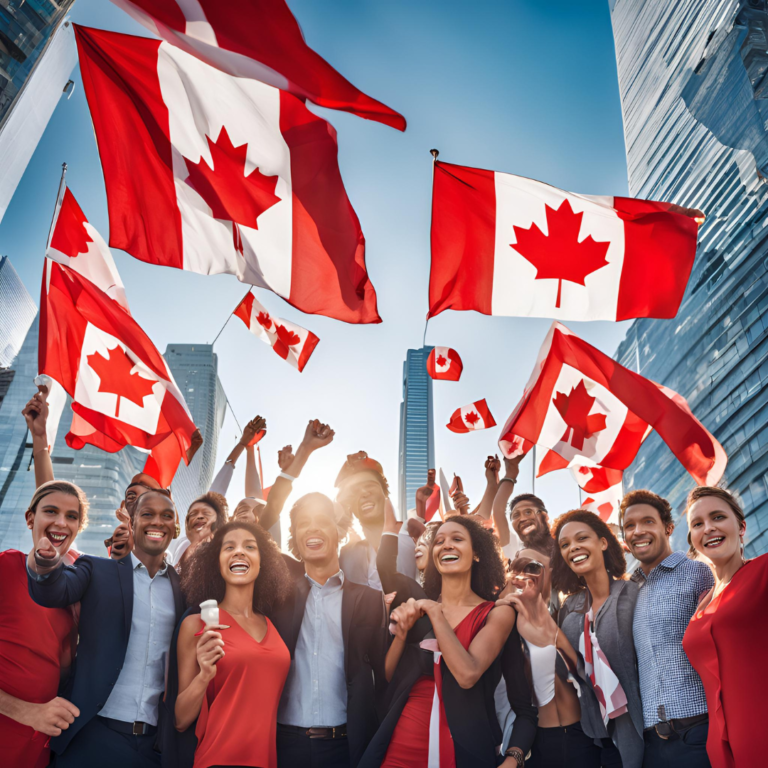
left=27, top=490, right=186, bottom=767
left=621, top=489, right=714, bottom=768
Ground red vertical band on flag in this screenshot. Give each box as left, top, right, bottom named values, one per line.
left=614, top=197, right=699, bottom=321
left=233, top=292, right=255, bottom=326
left=429, top=161, right=496, bottom=318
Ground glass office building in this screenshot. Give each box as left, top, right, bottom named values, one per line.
left=0, top=255, right=36, bottom=368
left=163, top=344, right=227, bottom=517
left=398, top=347, right=435, bottom=517
left=0, top=315, right=144, bottom=555
left=610, top=0, right=768, bottom=555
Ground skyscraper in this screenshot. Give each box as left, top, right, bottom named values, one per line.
left=398, top=346, right=435, bottom=517
left=0, top=255, right=36, bottom=368
left=163, top=344, right=227, bottom=517
left=610, top=0, right=768, bottom=555
left=0, top=315, right=144, bottom=555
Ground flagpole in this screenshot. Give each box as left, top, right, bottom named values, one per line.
left=210, top=286, right=253, bottom=346
left=46, top=163, right=67, bottom=248
left=531, top=445, right=536, bottom=495
left=423, top=148, right=439, bottom=350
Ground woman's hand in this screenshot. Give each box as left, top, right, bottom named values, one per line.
left=389, top=597, right=427, bottom=640
left=498, top=585, right=557, bottom=648
left=277, top=445, right=294, bottom=471
left=196, top=626, right=225, bottom=682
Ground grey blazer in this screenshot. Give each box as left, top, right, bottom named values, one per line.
left=559, top=578, right=644, bottom=768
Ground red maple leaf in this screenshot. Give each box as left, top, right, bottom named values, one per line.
left=185, top=127, right=281, bottom=239
left=552, top=380, right=607, bottom=450
left=436, top=354, right=448, bottom=367
left=87, top=346, right=156, bottom=419
left=511, top=199, right=610, bottom=308
left=272, top=324, right=301, bottom=359
left=257, top=311, right=272, bottom=330
left=464, top=411, right=481, bottom=427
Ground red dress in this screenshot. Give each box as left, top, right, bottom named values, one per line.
left=193, top=608, right=291, bottom=768
left=382, top=601, right=496, bottom=768
left=683, top=554, right=768, bottom=768
left=0, top=550, right=77, bottom=768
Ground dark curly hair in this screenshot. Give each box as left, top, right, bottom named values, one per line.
left=551, top=510, right=626, bottom=596
left=619, top=489, right=673, bottom=532
left=180, top=521, right=292, bottom=616
left=186, top=491, right=229, bottom=534
left=423, top=517, right=506, bottom=601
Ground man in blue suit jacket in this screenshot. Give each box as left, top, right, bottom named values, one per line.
left=28, top=489, right=185, bottom=767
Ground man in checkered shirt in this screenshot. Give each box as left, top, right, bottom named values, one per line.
left=621, top=489, right=714, bottom=768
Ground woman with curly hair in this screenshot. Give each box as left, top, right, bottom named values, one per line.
left=359, top=516, right=537, bottom=768
left=173, top=521, right=292, bottom=768
left=546, top=510, right=643, bottom=768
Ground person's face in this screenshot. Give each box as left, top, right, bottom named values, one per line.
left=293, top=501, right=340, bottom=565
left=338, top=473, right=385, bottom=526
left=133, top=493, right=176, bottom=556
left=511, top=501, right=549, bottom=542
left=219, top=528, right=261, bottom=586
left=25, top=491, right=81, bottom=554
left=432, top=521, right=474, bottom=576
left=414, top=531, right=432, bottom=572
left=233, top=499, right=260, bottom=524
left=124, top=473, right=162, bottom=514
left=186, top=502, right=218, bottom=543
left=623, top=504, right=671, bottom=565
left=558, top=521, right=608, bottom=578
left=688, top=496, right=745, bottom=565
left=510, top=547, right=552, bottom=597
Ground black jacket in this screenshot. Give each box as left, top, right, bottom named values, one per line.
left=27, top=554, right=185, bottom=755
left=271, top=568, right=389, bottom=768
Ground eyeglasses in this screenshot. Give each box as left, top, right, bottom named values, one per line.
left=510, top=559, right=545, bottom=576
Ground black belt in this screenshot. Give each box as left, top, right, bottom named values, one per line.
left=278, top=723, right=347, bottom=740
left=645, top=713, right=708, bottom=739
left=98, top=716, right=157, bottom=736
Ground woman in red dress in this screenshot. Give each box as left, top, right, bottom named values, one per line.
left=360, top=516, right=533, bottom=768
left=175, top=521, right=292, bottom=768
left=0, top=480, right=88, bottom=768
left=683, top=485, right=768, bottom=768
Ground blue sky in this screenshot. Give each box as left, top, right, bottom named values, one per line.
left=0, top=0, right=633, bottom=519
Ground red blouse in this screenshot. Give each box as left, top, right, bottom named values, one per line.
left=683, top=554, right=768, bottom=768
left=0, top=549, right=77, bottom=768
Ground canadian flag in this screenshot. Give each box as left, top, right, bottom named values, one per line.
left=233, top=290, right=319, bottom=372
left=39, top=259, right=198, bottom=488
left=572, top=465, right=624, bottom=524
left=429, top=161, right=702, bottom=322
left=498, top=323, right=726, bottom=495
left=426, top=347, right=463, bottom=381
left=109, top=0, right=405, bottom=131
left=74, top=25, right=380, bottom=325
left=447, top=399, right=496, bottom=433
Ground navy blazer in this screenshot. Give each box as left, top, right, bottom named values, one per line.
left=27, top=554, right=185, bottom=754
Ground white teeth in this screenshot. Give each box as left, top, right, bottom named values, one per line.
left=230, top=563, right=249, bottom=573
left=306, top=538, right=323, bottom=547
left=440, top=554, right=459, bottom=562
left=572, top=554, right=588, bottom=564
left=634, top=541, right=651, bottom=549
left=704, top=537, right=724, bottom=547
left=146, top=531, right=164, bottom=539
left=361, top=503, right=374, bottom=511
left=48, top=532, right=67, bottom=542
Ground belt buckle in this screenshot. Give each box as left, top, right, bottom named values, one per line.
left=306, top=727, right=324, bottom=740
left=132, top=722, right=145, bottom=736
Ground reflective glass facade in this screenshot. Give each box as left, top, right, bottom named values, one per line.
left=610, top=0, right=768, bottom=556
left=0, top=255, right=36, bottom=367
left=398, top=347, right=435, bottom=517
left=0, top=0, right=75, bottom=128
left=0, top=315, right=144, bottom=556
left=163, top=344, right=226, bottom=517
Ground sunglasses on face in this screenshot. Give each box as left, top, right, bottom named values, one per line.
left=510, top=559, right=545, bottom=576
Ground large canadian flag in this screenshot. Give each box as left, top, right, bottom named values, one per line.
left=429, top=161, right=702, bottom=322
left=39, top=259, right=198, bottom=488
left=498, top=323, right=726, bottom=502
left=233, top=290, right=319, bottom=372
left=109, top=0, right=405, bottom=131
left=74, top=25, right=380, bottom=325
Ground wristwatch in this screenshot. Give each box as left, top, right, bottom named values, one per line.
left=504, top=747, right=524, bottom=767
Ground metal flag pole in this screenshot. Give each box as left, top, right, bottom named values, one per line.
left=423, top=148, right=440, bottom=349
left=210, top=286, right=253, bottom=346
left=531, top=445, right=536, bottom=495
left=46, top=162, right=68, bottom=249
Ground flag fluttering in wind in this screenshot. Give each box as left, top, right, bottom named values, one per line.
left=498, top=323, right=726, bottom=502
left=110, top=0, right=406, bottom=130
left=39, top=259, right=198, bottom=488
left=426, top=346, right=463, bottom=381
left=429, top=161, right=702, bottom=322
left=233, top=290, right=319, bottom=372
left=447, top=399, right=496, bottom=433
left=571, top=464, right=624, bottom=524
left=74, top=25, right=380, bottom=325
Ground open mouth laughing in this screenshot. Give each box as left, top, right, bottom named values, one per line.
left=440, top=552, right=460, bottom=564
left=145, top=530, right=166, bottom=543
left=47, top=530, right=69, bottom=547
left=704, top=536, right=725, bottom=549
left=632, top=538, right=652, bottom=552
left=304, top=536, right=325, bottom=552
left=229, top=561, right=250, bottom=574
left=570, top=553, right=589, bottom=565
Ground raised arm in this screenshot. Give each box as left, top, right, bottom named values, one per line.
left=472, top=455, right=500, bottom=519
left=209, top=416, right=266, bottom=495
left=492, top=455, right=523, bottom=548
left=22, top=388, right=54, bottom=487
left=26, top=541, right=93, bottom=608
left=244, top=445, right=262, bottom=498
left=377, top=502, right=401, bottom=596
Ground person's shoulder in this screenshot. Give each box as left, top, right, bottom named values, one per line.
left=680, top=555, right=714, bottom=579
left=179, top=611, right=203, bottom=638
left=0, top=548, right=25, bottom=566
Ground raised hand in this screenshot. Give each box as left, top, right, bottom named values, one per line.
left=497, top=584, right=556, bottom=648
left=240, top=416, right=267, bottom=446
left=485, top=455, right=501, bottom=483
left=187, top=429, right=203, bottom=463
left=451, top=490, right=471, bottom=513
left=301, top=419, right=335, bottom=451
left=414, top=469, right=438, bottom=519
left=110, top=504, right=133, bottom=560
left=32, top=536, right=62, bottom=572
left=20, top=696, right=80, bottom=737
left=196, top=625, right=226, bottom=682
left=502, top=454, right=524, bottom=481
left=277, top=445, right=294, bottom=471
left=22, top=389, right=49, bottom=441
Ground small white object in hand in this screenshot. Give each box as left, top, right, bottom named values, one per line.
left=200, top=599, right=219, bottom=627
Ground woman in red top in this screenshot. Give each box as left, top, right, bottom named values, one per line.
left=683, top=485, right=768, bottom=768
left=0, top=480, right=88, bottom=768
left=176, top=521, right=292, bottom=768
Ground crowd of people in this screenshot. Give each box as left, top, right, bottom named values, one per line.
left=1, top=388, right=766, bottom=768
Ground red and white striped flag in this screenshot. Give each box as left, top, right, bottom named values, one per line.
left=426, top=347, right=463, bottom=381
left=233, top=291, right=319, bottom=372
left=429, top=161, right=702, bottom=322
left=75, top=25, right=380, bottom=325
left=447, top=399, right=496, bottom=433
left=110, top=0, right=405, bottom=130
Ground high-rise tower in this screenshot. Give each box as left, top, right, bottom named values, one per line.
left=0, top=255, right=36, bottom=368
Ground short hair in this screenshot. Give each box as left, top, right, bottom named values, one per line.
left=685, top=486, right=746, bottom=547
left=287, top=492, right=350, bottom=560
left=186, top=491, right=229, bottom=533
left=509, top=494, right=546, bottom=514
left=423, top=516, right=506, bottom=602
left=550, top=509, right=627, bottom=596
left=134, top=489, right=175, bottom=515
left=620, top=489, right=674, bottom=531
left=26, top=480, right=89, bottom=532
left=180, top=521, right=291, bottom=615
